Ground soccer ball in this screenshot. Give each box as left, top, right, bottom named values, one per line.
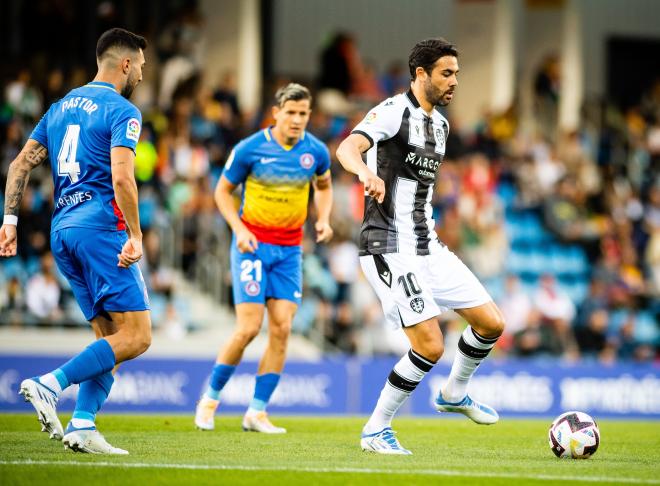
left=548, top=411, right=600, bottom=459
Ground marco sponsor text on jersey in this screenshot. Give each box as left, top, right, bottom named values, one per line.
left=405, top=151, right=441, bottom=179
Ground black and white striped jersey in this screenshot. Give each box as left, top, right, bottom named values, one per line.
left=352, top=90, right=448, bottom=256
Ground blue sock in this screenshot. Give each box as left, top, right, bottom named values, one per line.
left=249, top=373, right=281, bottom=412
left=56, top=339, right=116, bottom=388
left=205, top=364, right=236, bottom=400
left=72, top=371, right=115, bottom=425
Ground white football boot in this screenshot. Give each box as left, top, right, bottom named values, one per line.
left=19, top=378, right=64, bottom=440
left=194, top=396, right=219, bottom=431
left=62, top=423, right=128, bottom=455
left=242, top=411, right=286, bottom=434
left=435, top=393, right=499, bottom=425
left=360, top=427, right=412, bottom=455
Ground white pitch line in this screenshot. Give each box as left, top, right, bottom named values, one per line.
left=1, top=460, right=659, bottom=484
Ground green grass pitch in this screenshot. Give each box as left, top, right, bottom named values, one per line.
left=1, top=414, right=659, bottom=485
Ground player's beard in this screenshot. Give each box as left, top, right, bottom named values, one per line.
left=424, top=77, right=452, bottom=107
left=121, top=72, right=138, bottom=99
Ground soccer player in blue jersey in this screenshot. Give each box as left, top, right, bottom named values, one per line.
left=194, top=83, right=333, bottom=433
left=0, top=28, right=151, bottom=454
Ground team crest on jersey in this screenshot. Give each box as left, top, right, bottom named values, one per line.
left=244, top=280, right=261, bottom=296
left=434, top=127, right=446, bottom=154
left=365, top=111, right=377, bottom=123
left=410, top=297, right=425, bottom=314
left=126, top=118, right=141, bottom=142
left=300, top=153, right=315, bottom=169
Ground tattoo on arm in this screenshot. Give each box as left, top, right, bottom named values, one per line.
left=25, top=143, right=48, bottom=168
left=3, top=141, right=48, bottom=216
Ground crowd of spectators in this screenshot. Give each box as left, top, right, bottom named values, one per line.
left=0, top=24, right=657, bottom=363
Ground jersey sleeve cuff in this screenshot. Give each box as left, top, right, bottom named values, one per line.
left=111, top=143, right=137, bottom=154
left=28, top=136, right=47, bottom=148
left=222, top=172, right=241, bottom=186
left=351, top=130, right=374, bottom=150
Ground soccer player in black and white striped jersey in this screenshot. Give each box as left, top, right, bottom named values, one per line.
left=336, top=38, right=506, bottom=455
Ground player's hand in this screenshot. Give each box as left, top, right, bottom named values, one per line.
left=0, top=224, right=17, bottom=257
left=315, top=220, right=333, bottom=243
left=117, top=236, right=143, bottom=268
left=358, top=168, right=385, bottom=203
left=236, top=227, right=259, bottom=253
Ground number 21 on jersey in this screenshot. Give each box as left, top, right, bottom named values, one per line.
left=57, top=124, right=81, bottom=183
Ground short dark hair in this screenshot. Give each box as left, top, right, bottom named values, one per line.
left=408, top=38, right=458, bottom=80
left=96, top=28, right=147, bottom=60
left=274, top=83, right=311, bottom=107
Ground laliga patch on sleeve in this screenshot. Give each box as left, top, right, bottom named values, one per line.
left=126, top=118, right=141, bottom=142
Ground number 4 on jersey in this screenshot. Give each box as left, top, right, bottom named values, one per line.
left=57, top=124, right=81, bottom=183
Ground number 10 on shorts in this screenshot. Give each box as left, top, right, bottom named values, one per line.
left=398, top=272, right=422, bottom=297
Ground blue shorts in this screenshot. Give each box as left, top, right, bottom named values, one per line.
left=230, top=238, right=302, bottom=306
left=51, top=227, right=150, bottom=321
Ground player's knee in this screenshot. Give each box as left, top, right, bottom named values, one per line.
left=413, top=336, right=444, bottom=362
left=137, top=330, right=152, bottom=355
left=234, top=327, right=260, bottom=346
left=129, top=330, right=151, bottom=358
left=483, top=311, right=506, bottom=339
left=423, top=340, right=444, bottom=363
left=269, top=321, right=291, bottom=343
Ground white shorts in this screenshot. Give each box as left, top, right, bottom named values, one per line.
left=360, top=247, right=492, bottom=329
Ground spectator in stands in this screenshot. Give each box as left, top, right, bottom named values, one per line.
left=643, top=181, right=660, bottom=296
left=533, top=274, right=577, bottom=358
left=458, top=153, right=507, bottom=278
left=327, top=225, right=360, bottom=353
left=16, top=184, right=51, bottom=260
left=380, top=60, right=408, bottom=97
left=575, top=278, right=608, bottom=328
left=1, top=120, right=24, bottom=190
left=497, top=274, right=533, bottom=351
left=533, top=54, right=560, bottom=140
left=0, top=276, right=25, bottom=327
left=614, top=311, right=655, bottom=362
left=25, top=252, right=63, bottom=325
left=574, top=308, right=612, bottom=361
left=543, top=175, right=608, bottom=245
left=512, top=311, right=560, bottom=357
left=4, top=68, right=43, bottom=122
left=317, top=32, right=363, bottom=116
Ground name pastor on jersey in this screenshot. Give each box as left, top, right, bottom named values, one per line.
left=61, top=97, right=99, bottom=115
left=405, top=151, right=441, bottom=178
left=56, top=190, right=92, bottom=209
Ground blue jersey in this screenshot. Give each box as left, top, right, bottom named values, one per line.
left=30, top=81, right=142, bottom=232
left=222, top=128, right=331, bottom=246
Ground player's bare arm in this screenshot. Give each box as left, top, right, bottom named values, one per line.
left=111, top=146, right=142, bottom=268
left=214, top=175, right=258, bottom=253
left=336, top=133, right=385, bottom=203
left=0, top=140, right=48, bottom=257
left=312, top=171, right=333, bottom=243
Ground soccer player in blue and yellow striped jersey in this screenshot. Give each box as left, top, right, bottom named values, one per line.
left=195, top=83, right=333, bottom=433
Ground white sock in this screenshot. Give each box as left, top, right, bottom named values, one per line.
left=442, top=326, right=498, bottom=402
left=71, top=418, right=95, bottom=429
left=363, top=349, right=435, bottom=435
left=39, top=373, right=63, bottom=395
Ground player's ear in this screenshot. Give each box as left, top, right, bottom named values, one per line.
left=415, top=66, right=426, bottom=81
left=271, top=105, right=280, bottom=119
left=121, top=57, right=131, bottom=75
